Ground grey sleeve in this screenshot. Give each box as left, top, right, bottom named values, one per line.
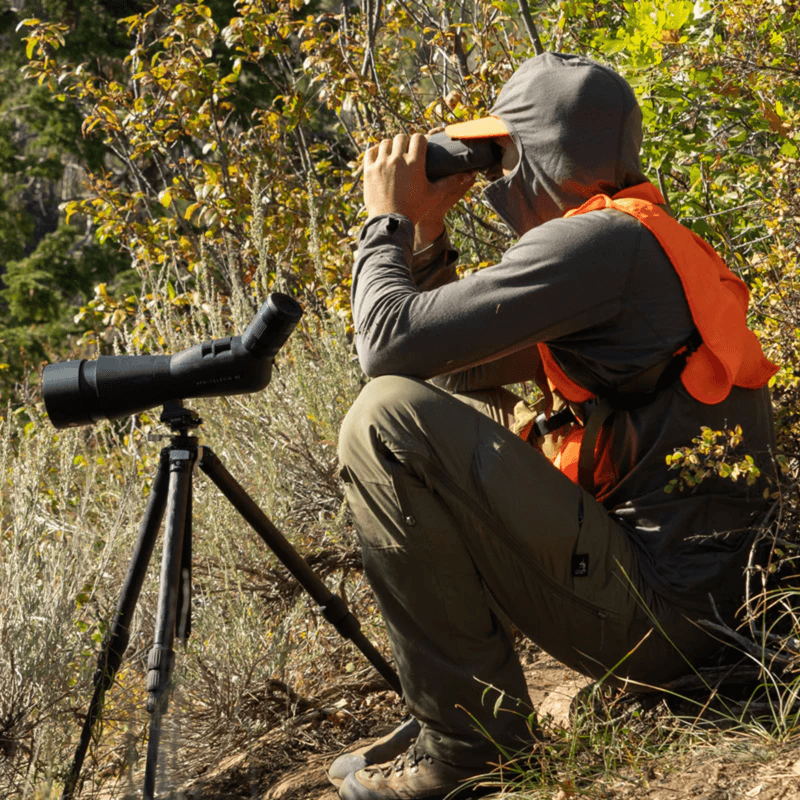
left=352, top=210, right=632, bottom=382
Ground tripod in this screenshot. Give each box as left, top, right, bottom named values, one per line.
left=62, top=400, right=401, bottom=800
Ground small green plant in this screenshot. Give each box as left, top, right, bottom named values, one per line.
left=664, top=425, right=778, bottom=494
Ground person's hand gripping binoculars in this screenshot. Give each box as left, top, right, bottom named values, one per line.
left=363, top=129, right=518, bottom=249
left=363, top=132, right=477, bottom=249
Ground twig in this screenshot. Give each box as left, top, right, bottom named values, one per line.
left=516, top=0, right=545, bottom=56
left=717, top=56, right=800, bottom=77
left=680, top=200, right=762, bottom=222
left=656, top=169, right=674, bottom=216
left=661, top=662, right=762, bottom=693
left=361, top=0, right=383, bottom=80
left=696, top=618, right=793, bottom=667
left=699, top=593, right=795, bottom=668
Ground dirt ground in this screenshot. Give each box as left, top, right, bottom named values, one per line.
left=170, top=648, right=800, bottom=800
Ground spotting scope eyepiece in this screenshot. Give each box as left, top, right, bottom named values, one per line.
left=42, top=293, right=303, bottom=429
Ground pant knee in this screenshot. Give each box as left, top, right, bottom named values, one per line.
left=338, top=375, right=425, bottom=469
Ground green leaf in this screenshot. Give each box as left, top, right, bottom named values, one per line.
left=780, top=141, right=799, bottom=158
left=493, top=690, right=506, bottom=718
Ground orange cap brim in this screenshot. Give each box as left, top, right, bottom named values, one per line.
left=444, top=116, right=509, bottom=139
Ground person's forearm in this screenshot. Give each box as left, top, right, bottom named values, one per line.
left=352, top=219, right=553, bottom=380
left=430, top=346, right=540, bottom=392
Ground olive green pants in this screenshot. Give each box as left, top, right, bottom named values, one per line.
left=338, top=376, right=724, bottom=766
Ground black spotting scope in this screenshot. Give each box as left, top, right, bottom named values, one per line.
left=425, top=131, right=502, bottom=181
left=42, top=293, right=303, bottom=429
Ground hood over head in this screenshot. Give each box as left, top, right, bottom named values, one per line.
left=458, top=53, right=647, bottom=236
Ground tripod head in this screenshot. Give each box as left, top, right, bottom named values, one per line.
left=42, top=293, right=302, bottom=429
left=158, top=400, right=203, bottom=436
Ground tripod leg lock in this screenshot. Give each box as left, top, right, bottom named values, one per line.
left=146, top=645, right=175, bottom=713
left=320, top=595, right=362, bottom=640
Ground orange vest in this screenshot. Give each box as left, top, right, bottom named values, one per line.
left=536, top=182, right=777, bottom=495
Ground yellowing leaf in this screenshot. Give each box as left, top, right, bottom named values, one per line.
left=16, top=18, right=41, bottom=31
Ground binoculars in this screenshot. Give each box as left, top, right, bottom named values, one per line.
left=425, top=132, right=502, bottom=181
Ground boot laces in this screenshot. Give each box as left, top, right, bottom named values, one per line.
left=374, top=744, right=432, bottom=778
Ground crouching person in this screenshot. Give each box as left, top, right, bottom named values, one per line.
left=331, top=52, right=777, bottom=800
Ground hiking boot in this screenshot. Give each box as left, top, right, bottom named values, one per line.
left=338, top=744, right=482, bottom=800
left=327, top=716, right=422, bottom=788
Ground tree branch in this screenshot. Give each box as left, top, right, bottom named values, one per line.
left=516, top=0, right=545, bottom=56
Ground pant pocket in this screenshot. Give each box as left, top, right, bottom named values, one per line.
left=388, top=458, right=418, bottom=530
left=570, top=494, right=639, bottom=618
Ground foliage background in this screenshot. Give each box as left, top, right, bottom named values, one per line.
left=0, top=0, right=798, bottom=796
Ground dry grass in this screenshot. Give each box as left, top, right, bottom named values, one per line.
left=3, top=298, right=800, bottom=798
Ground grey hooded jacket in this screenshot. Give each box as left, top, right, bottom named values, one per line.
left=350, top=53, right=775, bottom=612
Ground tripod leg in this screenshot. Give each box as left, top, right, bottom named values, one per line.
left=176, top=479, right=192, bottom=640
left=198, top=447, right=402, bottom=696
left=143, top=446, right=195, bottom=800
left=61, top=449, right=171, bottom=800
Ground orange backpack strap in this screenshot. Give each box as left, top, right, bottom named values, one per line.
left=536, top=343, right=593, bottom=403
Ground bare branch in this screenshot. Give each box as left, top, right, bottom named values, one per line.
left=516, top=0, right=545, bottom=56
